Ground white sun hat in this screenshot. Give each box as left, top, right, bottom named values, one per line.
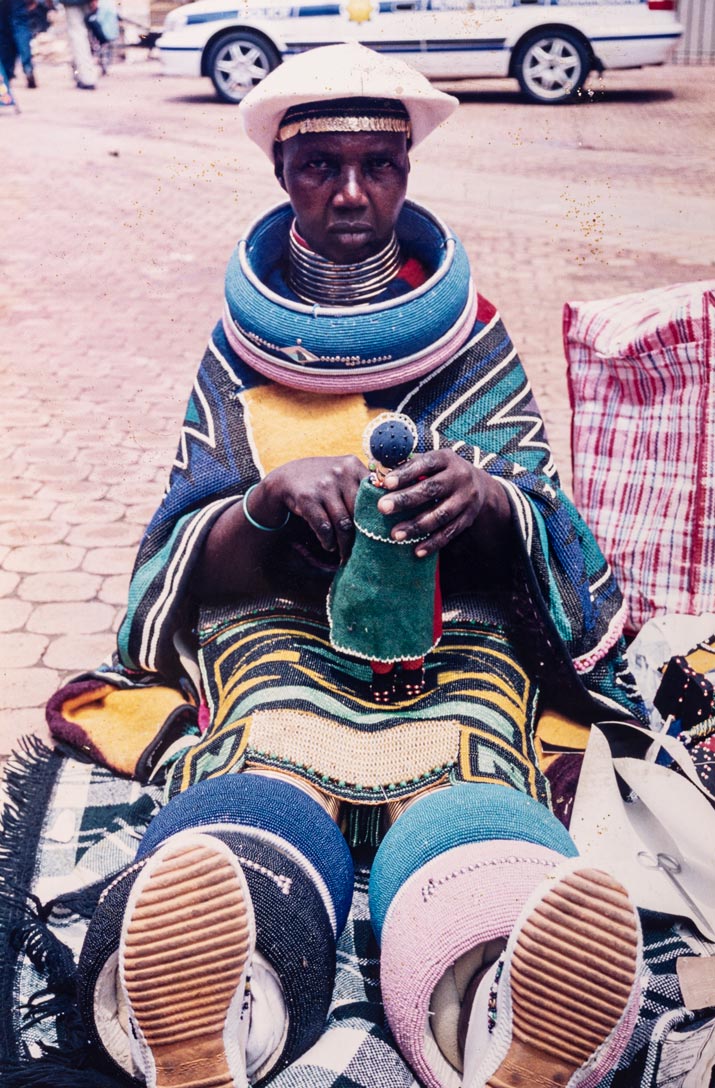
left=239, top=43, right=459, bottom=160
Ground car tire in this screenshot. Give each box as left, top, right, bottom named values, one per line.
left=513, top=30, right=590, bottom=105
left=207, top=30, right=280, bottom=105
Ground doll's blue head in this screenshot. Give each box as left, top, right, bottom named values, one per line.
left=368, top=417, right=417, bottom=469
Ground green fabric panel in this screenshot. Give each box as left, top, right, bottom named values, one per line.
left=533, top=508, right=572, bottom=644
left=185, top=392, right=200, bottom=426
left=328, top=480, right=438, bottom=662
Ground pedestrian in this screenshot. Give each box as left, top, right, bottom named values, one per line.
left=44, top=43, right=649, bottom=1088
left=28, top=0, right=52, bottom=38
left=0, top=0, right=37, bottom=88
left=61, top=0, right=96, bottom=88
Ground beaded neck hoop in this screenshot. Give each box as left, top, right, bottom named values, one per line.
left=222, top=200, right=477, bottom=395
left=288, top=220, right=403, bottom=306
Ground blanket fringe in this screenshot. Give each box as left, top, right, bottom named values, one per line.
left=0, top=736, right=59, bottom=879
left=0, top=1053, right=135, bottom=1087
left=0, top=737, right=64, bottom=1064
left=0, top=737, right=136, bottom=1086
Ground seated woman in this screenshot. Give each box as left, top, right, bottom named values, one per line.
left=65, top=44, right=647, bottom=1088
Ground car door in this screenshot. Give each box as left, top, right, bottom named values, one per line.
left=367, top=0, right=520, bottom=80
left=278, top=1, right=516, bottom=79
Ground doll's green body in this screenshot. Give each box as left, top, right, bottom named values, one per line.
left=328, top=478, right=439, bottom=663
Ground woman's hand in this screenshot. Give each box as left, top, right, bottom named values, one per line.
left=258, top=455, right=369, bottom=561
left=376, top=449, right=511, bottom=558
left=195, top=455, right=368, bottom=601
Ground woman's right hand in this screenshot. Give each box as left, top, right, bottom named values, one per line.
left=195, top=456, right=368, bottom=601
left=255, top=455, right=368, bottom=561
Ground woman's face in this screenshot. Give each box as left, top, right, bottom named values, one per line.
left=275, top=130, right=410, bottom=264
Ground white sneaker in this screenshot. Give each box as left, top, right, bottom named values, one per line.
left=119, top=831, right=256, bottom=1088
left=463, top=862, right=642, bottom=1088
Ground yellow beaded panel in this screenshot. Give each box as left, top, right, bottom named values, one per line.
left=242, top=385, right=381, bottom=474
left=167, top=614, right=549, bottom=808
left=246, top=707, right=461, bottom=792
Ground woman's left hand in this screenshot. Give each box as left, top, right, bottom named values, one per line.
left=376, top=449, right=510, bottom=558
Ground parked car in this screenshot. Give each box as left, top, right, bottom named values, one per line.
left=158, top=0, right=683, bottom=106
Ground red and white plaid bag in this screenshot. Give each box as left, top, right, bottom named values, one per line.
left=564, top=281, right=715, bottom=635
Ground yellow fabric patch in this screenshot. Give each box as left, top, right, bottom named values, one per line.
left=242, top=384, right=381, bottom=473
left=686, top=644, right=715, bottom=675
left=534, top=707, right=590, bottom=770
left=62, top=684, right=192, bottom=777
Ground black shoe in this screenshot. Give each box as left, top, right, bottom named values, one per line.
left=25, top=67, right=37, bottom=88
left=371, top=667, right=396, bottom=704
left=398, top=664, right=426, bottom=698
left=76, top=80, right=96, bottom=90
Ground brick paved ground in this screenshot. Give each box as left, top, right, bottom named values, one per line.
left=1, top=51, right=714, bottom=764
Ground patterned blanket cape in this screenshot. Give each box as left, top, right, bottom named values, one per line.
left=110, top=291, right=645, bottom=733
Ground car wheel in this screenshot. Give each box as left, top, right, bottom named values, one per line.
left=207, top=30, right=279, bottom=104
left=514, top=31, right=590, bottom=104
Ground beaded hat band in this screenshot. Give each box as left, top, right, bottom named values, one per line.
left=277, top=96, right=412, bottom=143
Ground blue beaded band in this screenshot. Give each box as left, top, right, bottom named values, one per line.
left=243, top=483, right=290, bottom=532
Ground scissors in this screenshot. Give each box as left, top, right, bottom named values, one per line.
left=637, top=851, right=712, bottom=933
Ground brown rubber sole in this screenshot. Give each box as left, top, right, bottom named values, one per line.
left=122, top=837, right=254, bottom=1088
left=486, top=868, right=639, bottom=1088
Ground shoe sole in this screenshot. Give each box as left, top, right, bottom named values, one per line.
left=121, top=838, right=254, bottom=1088
left=486, top=867, right=638, bottom=1088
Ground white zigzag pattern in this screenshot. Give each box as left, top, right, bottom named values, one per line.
left=439, top=437, right=498, bottom=471
left=486, top=380, right=557, bottom=479
left=173, top=373, right=216, bottom=471
left=399, top=311, right=556, bottom=478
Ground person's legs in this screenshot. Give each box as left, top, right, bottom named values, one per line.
left=77, top=773, right=354, bottom=1087
left=63, top=3, right=97, bottom=87
left=370, top=783, right=641, bottom=1088
left=9, top=0, right=33, bottom=84
left=0, top=0, right=18, bottom=80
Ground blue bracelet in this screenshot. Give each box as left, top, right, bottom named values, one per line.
left=243, top=484, right=290, bottom=532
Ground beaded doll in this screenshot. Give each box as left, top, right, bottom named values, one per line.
left=328, top=413, right=442, bottom=703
